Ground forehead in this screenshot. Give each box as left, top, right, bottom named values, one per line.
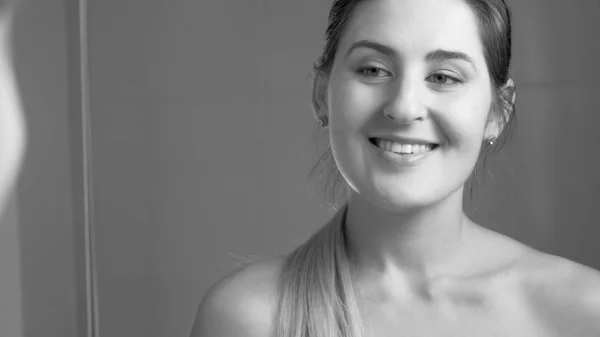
left=339, top=0, right=485, bottom=62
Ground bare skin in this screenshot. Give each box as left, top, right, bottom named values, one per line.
left=357, top=222, right=600, bottom=337
left=191, top=218, right=600, bottom=337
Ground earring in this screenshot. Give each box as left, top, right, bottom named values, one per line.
left=487, top=137, right=497, bottom=146
left=317, top=116, right=329, bottom=127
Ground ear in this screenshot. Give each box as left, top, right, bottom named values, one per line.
left=311, top=71, right=330, bottom=126
left=485, top=78, right=516, bottom=139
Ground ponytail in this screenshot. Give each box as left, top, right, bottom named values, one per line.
left=272, top=204, right=365, bottom=337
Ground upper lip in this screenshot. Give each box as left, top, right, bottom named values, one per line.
left=369, top=135, right=440, bottom=145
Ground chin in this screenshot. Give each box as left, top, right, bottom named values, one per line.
left=381, top=195, right=437, bottom=212
left=356, top=185, right=442, bottom=212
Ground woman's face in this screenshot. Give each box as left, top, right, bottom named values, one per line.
left=323, top=0, right=497, bottom=211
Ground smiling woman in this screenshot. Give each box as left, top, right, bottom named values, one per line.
left=190, top=0, right=600, bottom=336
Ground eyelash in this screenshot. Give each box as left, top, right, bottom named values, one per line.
left=357, top=66, right=392, bottom=78
left=427, top=73, right=462, bottom=86
left=356, top=66, right=463, bottom=86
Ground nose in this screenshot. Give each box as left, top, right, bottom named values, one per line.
left=382, top=77, right=425, bottom=124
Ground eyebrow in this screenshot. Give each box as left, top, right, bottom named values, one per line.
left=344, top=40, right=477, bottom=71
left=425, top=49, right=477, bottom=71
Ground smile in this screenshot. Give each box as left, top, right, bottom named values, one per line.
left=368, top=137, right=440, bottom=165
left=368, top=138, right=439, bottom=154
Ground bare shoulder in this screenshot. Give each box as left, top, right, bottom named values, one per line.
left=514, top=249, right=600, bottom=335
left=189, top=256, right=285, bottom=337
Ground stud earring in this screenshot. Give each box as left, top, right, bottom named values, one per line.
left=317, top=116, right=329, bottom=128
left=487, top=137, right=497, bottom=146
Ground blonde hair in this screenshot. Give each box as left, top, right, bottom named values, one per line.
left=271, top=204, right=366, bottom=337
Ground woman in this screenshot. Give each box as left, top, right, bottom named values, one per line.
left=0, top=0, right=26, bottom=217
left=192, top=0, right=600, bottom=336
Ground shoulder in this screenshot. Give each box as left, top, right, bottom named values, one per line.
left=514, top=250, right=600, bottom=334
left=189, top=256, right=285, bottom=337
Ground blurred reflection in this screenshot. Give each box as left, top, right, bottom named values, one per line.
left=0, top=0, right=26, bottom=216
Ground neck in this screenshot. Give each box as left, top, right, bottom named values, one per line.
left=344, top=189, right=475, bottom=282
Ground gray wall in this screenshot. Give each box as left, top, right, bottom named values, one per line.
left=0, top=195, right=24, bottom=337
left=0, top=0, right=81, bottom=337
left=88, top=1, right=333, bottom=336
left=468, top=0, right=600, bottom=264
left=82, top=0, right=600, bottom=337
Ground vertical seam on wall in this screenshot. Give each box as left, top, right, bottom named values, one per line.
left=258, top=0, right=268, bottom=224
left=78, top=0, right=100, bottom=336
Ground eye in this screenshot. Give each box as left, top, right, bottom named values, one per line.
left=427, top=73, right=462, bottom=86
left=357, top=66, right=392, bottom=78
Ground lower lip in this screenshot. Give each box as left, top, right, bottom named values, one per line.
left=369, top=141, right=437, bottom=166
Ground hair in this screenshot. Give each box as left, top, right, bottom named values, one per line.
left=272, top=1, right=515, bottom=336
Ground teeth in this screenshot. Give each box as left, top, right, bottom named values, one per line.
left=374, top=139, right=435, bottom=154
left=390, top=142, right=402, bottom=153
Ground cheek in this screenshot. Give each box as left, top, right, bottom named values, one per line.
left=328, top=85, right=368, bottom=168
left=433, top=88, right=490, bottom=149
left=328, top=78, right=376, bottom=132
left=327, top=77, right=378, bottom=183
